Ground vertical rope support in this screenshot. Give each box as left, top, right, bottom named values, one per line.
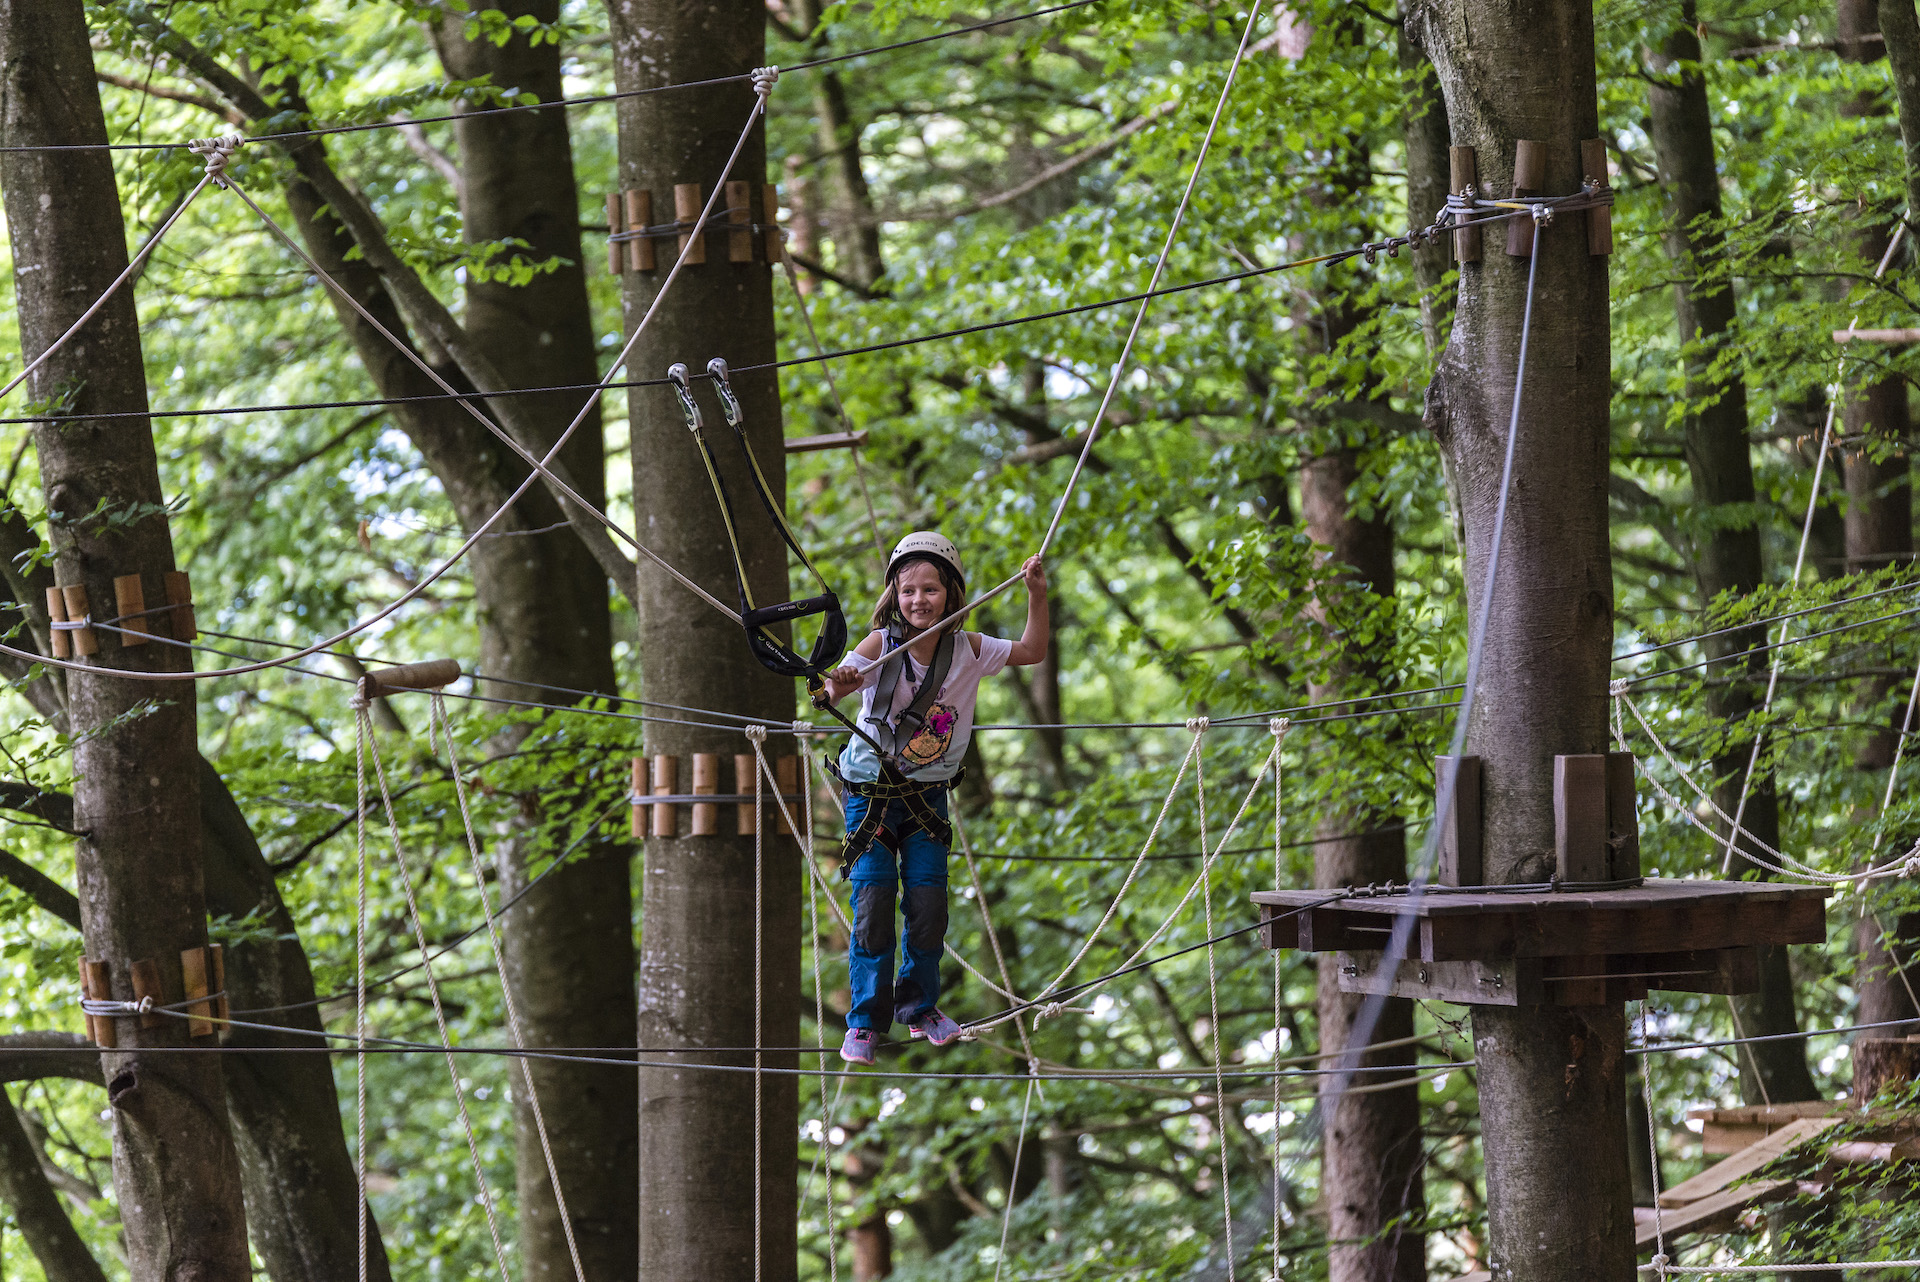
left=1720, top=219, right=1909, bottom=875
left=797, top=732, right=840, bottom=1282
left=746, top=725, right=767, bottom=1282
left=1269, top=717, right=1288, bottom=1280
left=1640, top=1001, right=1669, bottom=1277
left=1194, top=719, right=1237, bottom=1281
left=993, top=1074, right=1037, bottom=1282
left=363, top=718, right=516, bottom=1282
left=354, top=701, right=371, bottom=1282
left=429, top=695, right=589, bottom=1282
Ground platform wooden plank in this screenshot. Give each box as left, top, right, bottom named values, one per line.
left=1637, top=1180, right=1792, bottom=1247
left=1657, top=1117, right=1839, bottom=1208
left=1252, top=880, right=1829, bottom=962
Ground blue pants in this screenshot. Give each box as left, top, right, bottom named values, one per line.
left=844, top=791, right=949, bottom=1030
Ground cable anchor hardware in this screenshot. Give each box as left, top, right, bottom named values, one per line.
left=187, top=134, right=244, bottom=188
left=668, top=362, right=703, bottom=432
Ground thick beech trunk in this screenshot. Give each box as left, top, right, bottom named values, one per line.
left=606, top=2, right=801, bottom=1276
left=429, top=9, right=638, bottom=1275
left=0, top=0, right=249, bottom=1276
left=1406, top=2, right=1633, bottom=1278
left=1645, top=1, right=1820, bottom=1105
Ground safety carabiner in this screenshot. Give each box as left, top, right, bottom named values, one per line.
left=706, top=357, right=745, bottom=429
left=667, top=362, right=702, bottom=433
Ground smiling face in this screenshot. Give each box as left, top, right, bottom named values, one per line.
left=893, top=559, right=949, bottom=635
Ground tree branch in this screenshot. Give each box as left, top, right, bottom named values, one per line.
left=0, top=1095, right=108, bottom=1282
left=0, top=1035, right=102, bottom=1088
left=0, top=850, right=79, bottom=928
left=94, top=70, right=242, bottom=124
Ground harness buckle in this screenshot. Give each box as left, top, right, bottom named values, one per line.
left=667, top=363, right=702, bottom=432
left=706, top=357, right=745, bottom=428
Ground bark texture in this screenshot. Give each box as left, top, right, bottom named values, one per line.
left=0, top=0, right=249, bottom=1276
left=606, top=1, right=801, bottom=1276
left=1645, top=0, right=1819, bottom=1106
left=199, top=756, right=395, bottom=1282
left=428, top=8, right=638, bottom=1274
left=1301, top=392, right=1425, bottom=1282
left=0, top=1093, right=107, bottom=1282
left=1406, top=1, right=1634, bottom=1277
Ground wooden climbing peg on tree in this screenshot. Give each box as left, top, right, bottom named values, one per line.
left=1450, top=145, right=1481, bottom=263
left=1507, top=139, right=1547, bottom=257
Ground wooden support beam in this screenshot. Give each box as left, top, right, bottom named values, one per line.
left=625, top=189, right=655, bottom=272
left=631, top=756, right=648, bottom=838
left=181, top=946, right=215, bottom=1037
left=1506, top=139, right=1547, bottom=257
left=60, top=583, right=96, bottom=656
left=674, top=184, right=705, bottom=264
left=1605, top=751, right=1640, bottom=879
left=1636, top=1179, right=1793, bottom=1247
left=357, top=659, right=460, bottom=700
left=690, top=753, right=719, bottom=835
left=763, top=183, right=782, bottom=262
left=775, top=756, right=797, bottom=836
left=1554, top=754, right=1607, bottom=882
left=606, top=192, right=626, bottom=275
left=725, top=180, right=753, bottom=263
left=79, top=958, right=111, bottom=1046
left=1581, top=138, right=1612, bottom=255
left=164, top=570, right=196, bottom=641
left=1335, top=951, right=1541, bottom=1006
left=113, top=574, right=148, bottom=647
left=1436, top=754, right=1482, bottom=886
left=651, top=753, right=677, bottom=837
left=129, top=958, right=165, bottom=1029
left=1834, top=327, right=1920, bottom=344
left=1449, top=145, right=1481, bottom=262
left=735, top=753, right=757, bottom=835
left=45, top=586, right=70, bottom=658
left=784, top=430, right=870, bottom=454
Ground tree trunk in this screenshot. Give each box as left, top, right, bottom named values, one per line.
left=1840, top=0, right=1920, bottom=1044
left=428, top=8, right=638, bottom=1277
left=0, top=0, right=250, bottom=1276
left=1406, top=2, right=1634, bottom=1278
left=0, top=1095, right=107, bottom=1282
left=1399, top=8, right=1453, bottom=356
left=1645, top=0, right=1820, bottom=1106
left=606, top=4, right=801, bottom=1277
left=1302, top=456, right=1425, bottom=1282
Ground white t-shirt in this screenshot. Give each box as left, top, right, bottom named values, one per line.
left=837, top=630, right=1013, bottom=783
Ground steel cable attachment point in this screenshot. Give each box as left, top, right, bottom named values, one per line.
left=187, top=134, right=244, bottom=187
left=751, top=65, right=779, bottom=97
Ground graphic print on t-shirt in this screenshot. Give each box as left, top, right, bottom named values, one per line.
left=901, top=701, right=959, bottom=767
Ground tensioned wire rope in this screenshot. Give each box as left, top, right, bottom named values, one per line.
left=0, top=79, right=777, bottom=683
left=0, top=204, right=1543, bottom=429
left=1, top=0, right=1106, bottom=155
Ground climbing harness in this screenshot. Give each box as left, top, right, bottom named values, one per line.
left=670, top=359, right=847, bottom=677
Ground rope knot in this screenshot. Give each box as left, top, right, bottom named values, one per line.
left=1185, top=715, right=1210, bottom=735
left=1905, top=854, right=1920, bottom=879
left=188, top=134, right=244, bottom=187
left=750, top=66, right=779, bottom=97
left=1609, top=678, right=1630, bottom=697
left=1649, top=1253, right=1671, bottom=1274
left=1269, top=716, right=1289, bottom=738
left=349, top=693, right=371, bottom=712
left=744, top=723, right=769, bottom=746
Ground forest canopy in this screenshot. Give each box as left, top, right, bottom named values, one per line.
left=1, top=0, right=1918, bottom=1277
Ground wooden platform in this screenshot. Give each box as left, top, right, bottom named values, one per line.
left=1252, top=879, right=1829, bottom=1007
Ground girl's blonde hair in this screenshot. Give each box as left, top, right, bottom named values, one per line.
left=869, top=554, right=966, bottom=637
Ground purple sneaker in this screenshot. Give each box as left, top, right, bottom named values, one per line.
left=906, top=1008, right=962, bottom=1047
left=840, top=1027, right=877, bottom=1065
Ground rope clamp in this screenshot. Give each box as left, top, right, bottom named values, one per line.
left=187, top=133, right=244, bottom=188
left=667, top=363, right=703, bottom=433
left=706, top=356, right=745, bottom=428
left=1531, top=203, right=1554, bottom=228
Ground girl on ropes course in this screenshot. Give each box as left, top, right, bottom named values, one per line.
left=814, top=531, right=1050, bottom=1065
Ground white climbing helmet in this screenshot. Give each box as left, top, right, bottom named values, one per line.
left=887, top=531, right=964, bottom=586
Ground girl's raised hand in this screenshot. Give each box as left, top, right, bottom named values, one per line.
left=1022, top=554, right=1048, bottom=595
